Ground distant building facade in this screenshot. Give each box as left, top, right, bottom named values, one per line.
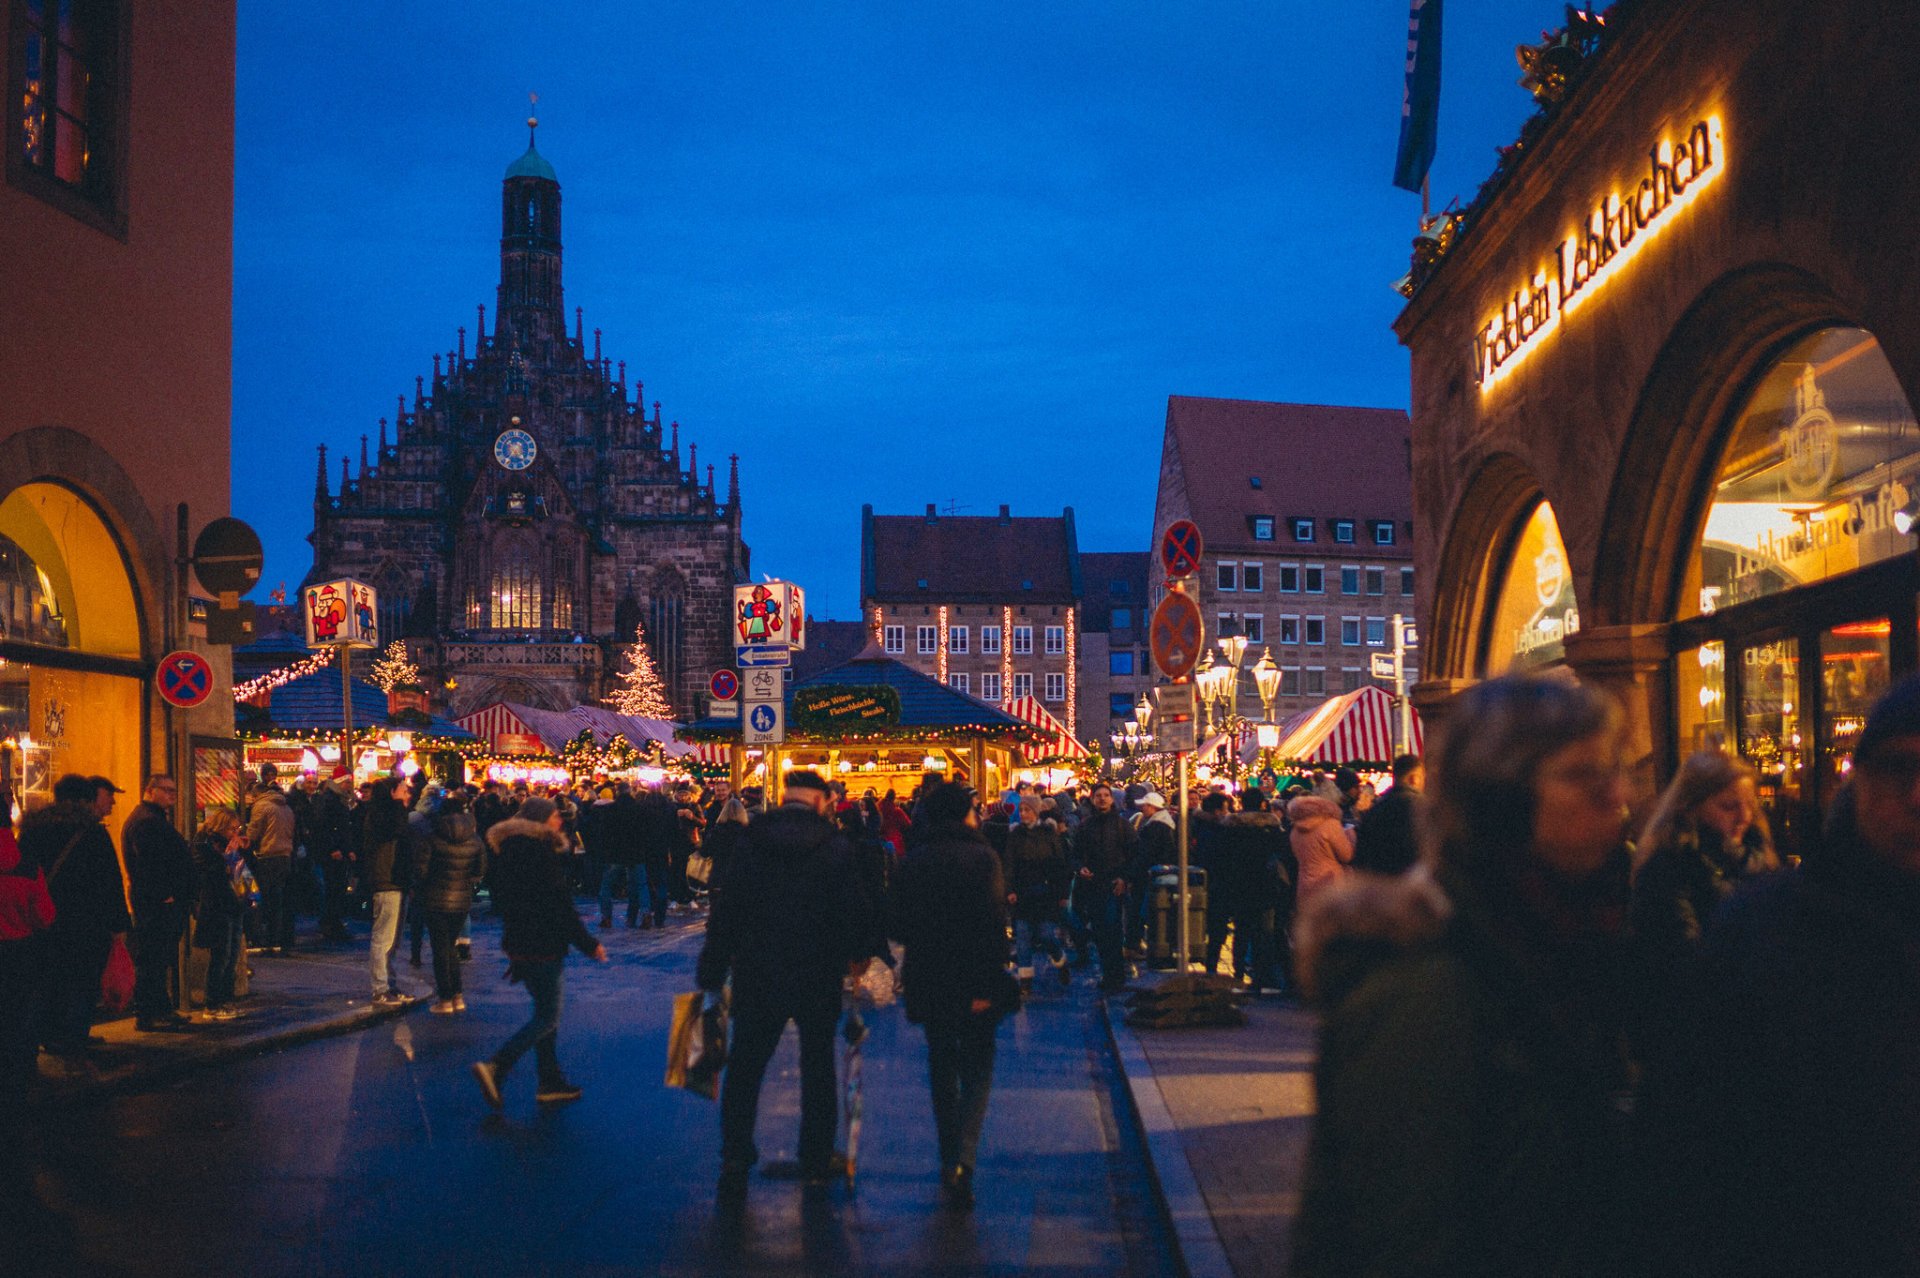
left=1150, top=396, right=1415, bottom=725
left=861, top=504, right=1084, bottom=736
left=1078, top=551, right=1153, bottom=740
left=305, top=131, right=749, bottom=717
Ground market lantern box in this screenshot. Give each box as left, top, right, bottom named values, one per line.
left=734, top=581, right=806, bottom=653
left=304, top=579, right=379, bottom=650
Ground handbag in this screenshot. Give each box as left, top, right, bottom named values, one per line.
left=684, top=852, right=714, bottom=890
left=101, top=936, right=135, bottom=1013
left=665, top=989, right=728, bottom=1100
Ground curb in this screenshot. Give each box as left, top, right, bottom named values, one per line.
left=30, top=996, right=425, bottom=1109
left=1100, top=995, right=1238, bottom=1278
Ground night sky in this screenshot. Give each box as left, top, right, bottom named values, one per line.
left=234, top=1, right=1563, bottom=618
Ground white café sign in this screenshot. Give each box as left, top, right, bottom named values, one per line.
left=1474, top=116, right=1725, bottom=392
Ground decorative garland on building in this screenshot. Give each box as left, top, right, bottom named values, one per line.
left=233, top=648, right=335, bottom=703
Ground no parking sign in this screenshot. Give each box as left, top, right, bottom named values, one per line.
left=156, top=650, right=215, bottom=709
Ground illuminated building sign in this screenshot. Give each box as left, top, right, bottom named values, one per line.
left=1474, top=116, right=1724, bottom=392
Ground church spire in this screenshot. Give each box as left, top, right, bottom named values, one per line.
left=728, top=454, right=740, bottom=507
left=315, top=444, right=329, bottom=502
left=499, top=105, right=564, bottom=339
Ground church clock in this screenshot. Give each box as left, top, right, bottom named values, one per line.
left=493, top=428, right=537, bottom=471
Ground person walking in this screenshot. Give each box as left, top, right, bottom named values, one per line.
left=189, top=809, right=248, bottom=1020
left=1352, top=754, right=1424, bottom=876
left=359, top=777, right=410, bottom=1004
left=696, top=770, right=874, bottom=1198
left=310, top=768, right=357, bottom=941
left=636, top=783, right=678, bottom=928
left=471, top=796, right=607, bottom=1108
left=419, top=791, right=487, bottom=1013
left=1073, top=782, right=1139, bottom=993
left=1210, top=789, right=1289, bottom=990
left=1290, top=676, right=1636, bottom=1276
left=1001, top=795, right=1071, bottom=989
left=245, top=764, right=298, bottom=956
left=598, top=783, right=648, bottom=929
left=0, top=816, right=55, bottom=1089
left=26, top=774, right=132, bottom=1056
left=891, top=782, right=1010, bottom=1207
left=123, top=775, right=197, bottom=1033
left=702, top=798, right=751, bottom=895
left=1289, top=789, right=1355, bottom=905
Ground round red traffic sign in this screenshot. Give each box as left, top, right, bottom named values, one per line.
left=156, top=650, right=215, bottom=709
left=709, top=669, right=740, bottom=702
left=1149, top=591, right=1205, bottom=680
left=1160, top=519, right=1204, bottom=579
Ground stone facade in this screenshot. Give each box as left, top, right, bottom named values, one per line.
left=305, top=132, right=749, bottom=718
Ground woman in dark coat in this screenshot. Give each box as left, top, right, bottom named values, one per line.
left=191, top=809, right=248, bottom=1019
left=418, top=793, right=487, bottom=1012
left=890, top=782, right=1010, bottom=1206
left=1292, top=676, right=1638, bottom=1277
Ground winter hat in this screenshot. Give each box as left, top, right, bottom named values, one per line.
left=329, top=766, right=351, bottom=782
left=1855, top=673, right=1920, bottom=768
left=1137, top=791, right=1168, bottom=811
left=518, top=795, right=558, bottom=825
left=783, top=769, right=832, bottom=796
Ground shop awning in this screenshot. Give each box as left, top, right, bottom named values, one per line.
left=1272, top=685, right=1420, bottom=765
left=1003, top=696, right=1091, bottom=760
left=455, top=701, right=691, bottom=758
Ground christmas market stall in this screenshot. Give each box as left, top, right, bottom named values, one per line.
left=232, top=649, right=478, bottom=783
left=678, top=646, right=1046, bottom=800
left=1001, top=694, right=1096, bottom=790
left=454, top=701, right=693, bottom=787
left=1267, top=684, right=1421, bottom=770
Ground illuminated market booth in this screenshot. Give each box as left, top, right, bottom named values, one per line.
left=679, top=647, right=1045, bottom=800
left=455, top=700, right=694, bottom=788
left=1400, top=0, right=1920, bottom=854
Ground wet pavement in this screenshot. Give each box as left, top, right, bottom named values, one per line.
left=20, top=913, right=1178, bottom=1277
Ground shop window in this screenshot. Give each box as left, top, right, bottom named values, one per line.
left=1485, top=501, right=1579, bottom=674
left=1739, top=638, right=1805, bottom=847
left=1110, top=651, right=1134, bottom=676
left=1685, top=328, right=1920, bottom=618
left=1675, top=641, right=1728, bottom=755
left=1820, top=619, right=1890, bottom=795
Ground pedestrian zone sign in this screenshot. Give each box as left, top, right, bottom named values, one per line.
left=743, top=699, right=785, bottom=745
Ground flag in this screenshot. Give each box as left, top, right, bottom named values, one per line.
left=1393, top=0, right=1443, bottom=193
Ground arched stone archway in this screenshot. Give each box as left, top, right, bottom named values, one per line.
left=1424, top=451, right=1551, bottom=684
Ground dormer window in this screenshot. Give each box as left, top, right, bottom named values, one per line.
left=1333, top=519, right=1356, bottom=544
left=1253, top=517, right=1275, bottom=542
left=1371, top=520, right=1397, bottom=545
left=917, top=578, right=928, bottom=589
left=1249, top=476, right=1263, bottom=490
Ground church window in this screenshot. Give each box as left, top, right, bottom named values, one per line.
left=552, top=578, right=573, bottom=631
left=649, top=584, right=685, bottom=697
left=12, top=0, right=125, bottom=230
left=489, top=548, right=542, bottom=629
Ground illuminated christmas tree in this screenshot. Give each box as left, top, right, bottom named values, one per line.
left=368, top=640, right=422, bottom=693
left=606, top=622, right=674, bottom=719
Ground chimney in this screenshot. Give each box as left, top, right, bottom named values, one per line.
left=925, top=503, right=938, bottom=519
left=998, top=504, right=1011, bottom=520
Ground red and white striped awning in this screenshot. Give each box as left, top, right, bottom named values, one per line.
left=1272, top=685, right=1421, bottom=764
left=455, top=703, right=537, bottom=750
left=1003, top=696, right=1091, bottom=760
left=693, top=742, right=733, bottom=768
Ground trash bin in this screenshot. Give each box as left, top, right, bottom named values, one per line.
left=1147, top=865, right=1208, bottom=969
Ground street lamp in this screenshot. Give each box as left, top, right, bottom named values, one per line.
left=1252, top=648, right=1281, bottom=716
left=1135, top=692, right=1153, bottom=730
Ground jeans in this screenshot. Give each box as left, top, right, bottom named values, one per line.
left=1089, top=882, right=1128, bottom=984
left=493, top=957, right=565, bottom=1085
left=368, top=890, right=404, bottom=997
left=425, top=910, right=468, bottom=1000
left=720, top=997, right=840, bottom=1173
left=925, top=1014, right=998, bottom=1171
left=134, top=902, right=187, bottom=1021
left=599, top=864, right=646, bottom=925
left=644, top=856, right=671, bottom=925
left=253, top=856, right=294, bottom=951
left=1012, top=914, right=1062, bottom=973
left=200, top=914, right=242, bottom=1007
left=320, top=855, right=352, bottom=935
left=0, top=937, right=45, bottom=1090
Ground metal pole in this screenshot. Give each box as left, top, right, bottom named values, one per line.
left=173, top=505, right=190, bottom=1016
left=1175, top=749, right=1190, bottom=973
left=340, top=645, right=354, bottom=778
left=1393, top=613, right=1412, bottom=754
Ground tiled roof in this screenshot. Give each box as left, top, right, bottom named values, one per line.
left=249, top=668, right=475, bottom=740
left=790, top=619, right=871, bottom=681
left=862, top=504, right=1080, bottom=604
left=1163, top=396, right=1412, bottom=555
left=1078, top=551, right=1150, bottom=631
left=470, top=702, right=686, bottom=756
left=681, top=647, right=1030, bottom=740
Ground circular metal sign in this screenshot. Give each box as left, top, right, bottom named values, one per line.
left=156, top=650, right=215, bottom=709
left=1159, top=519, right=1204, bottom=580
left=710, top=669, right=740, bottom=702
left=191, top=517, right=264, bottom=596
left=1149, top=590, right=1205, bottom=680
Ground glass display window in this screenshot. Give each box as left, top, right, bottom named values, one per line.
left=1484, top=501, right=1580, bottom=674
left=1819, top=619, right=1891, bottom=793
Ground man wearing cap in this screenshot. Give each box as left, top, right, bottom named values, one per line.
left=123, top=775, right=197, bottom=1031
left=1667, top=675, right=1920, bottom=1274
left=697, top=769, right=875, bottom=1197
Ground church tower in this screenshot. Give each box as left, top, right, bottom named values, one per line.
left=305, top=122, right=750, bottom=719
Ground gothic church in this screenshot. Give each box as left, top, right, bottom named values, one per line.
left=305, top=127, right=750, bottom=717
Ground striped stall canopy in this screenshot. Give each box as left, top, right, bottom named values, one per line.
left=455, top=703, right=537, bottom=751
left=1002, top=696, right=1091, bottom=760
left=1272, top=685, right=1421, bottom=765
left=694, top=742, right=733, bottom=768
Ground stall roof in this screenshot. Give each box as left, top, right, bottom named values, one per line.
left=245, top=668, right=475, bottom=740
left=1271, top=685, right=1420, bottom=765
left=681, top=647, right=1032, bottom=739
left=457, top=702, right=689, bottom=757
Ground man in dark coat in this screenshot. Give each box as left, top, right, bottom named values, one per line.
left=1208, top=791, right=1290, bottom=990
left=25, top=774, right=131, bottom=1054
left=1073, top=782, right=1139, bottom=992
left=596, top=784, right=646, bottom=929
left=123, top=775, right=197, bottom=1031
left=309, top=769, right=356, bottom=940
left=1353, top=754, right=1424, bottom=876
left=891, top=782, right=1009, bottom=1205
left=697, top=769, right=874, bottom=1195
left=1665, top=676, right=1920, bottom=1276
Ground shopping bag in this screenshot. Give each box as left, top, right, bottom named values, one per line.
left=842, top=1007, right=867, bottom=1187
left=684, top=852, right=713, bottom=890
left=665, top=990, right=728, bottom=1100
left=101, top=936, right=135, bottom=1013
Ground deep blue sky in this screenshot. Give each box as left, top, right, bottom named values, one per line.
left=234, top=1, right=1563, bottom=619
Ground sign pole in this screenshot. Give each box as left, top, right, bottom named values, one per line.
left=340, top=645, right=353, bottom=778
left=1175, top=748, right=1190, bottom=972
left=1392, top=613, right=1407, bottom=755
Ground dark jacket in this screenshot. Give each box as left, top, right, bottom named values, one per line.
left=1352, top=785, right=1422, bottom=876
left=703, top=820, right=750, bottom=884
left=1136, top=810, right=1177, bottom=873
left=694, top=803, right=872, bottom=1010
left=599, top=792, right=645, bottom=866
left=891, top=821, right=1009, bottom=1025
left=417, top=804, right=487, bottom=915
left=1292, top=864, right=1635, bottom=1277
left=1074, top=807, right=1138, bottom=884
left=1001, top=821, right=1069, bottom=920
left=358, top=792, right=409, bottom=892
left=123, top=801, right=197, bottom=918
left=1211, top=810, right=1290, bottom=911
left=307, top=784, right=356, bottom=858
left=190, top=830, right=245, bottom=925
left=21, top=802, right=129, bottom=938
left=1655, top=793, right=1920, bottom=1277
left=246, top=785, right=297, bottom=859
left=633, top=790, right=680, bottom=869
left=472, top=790, right=508, bottom=840
left=487, top=817, right=597, bottom=962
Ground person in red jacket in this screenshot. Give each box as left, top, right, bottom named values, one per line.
left=0, top=822, right=55, bottom=1090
